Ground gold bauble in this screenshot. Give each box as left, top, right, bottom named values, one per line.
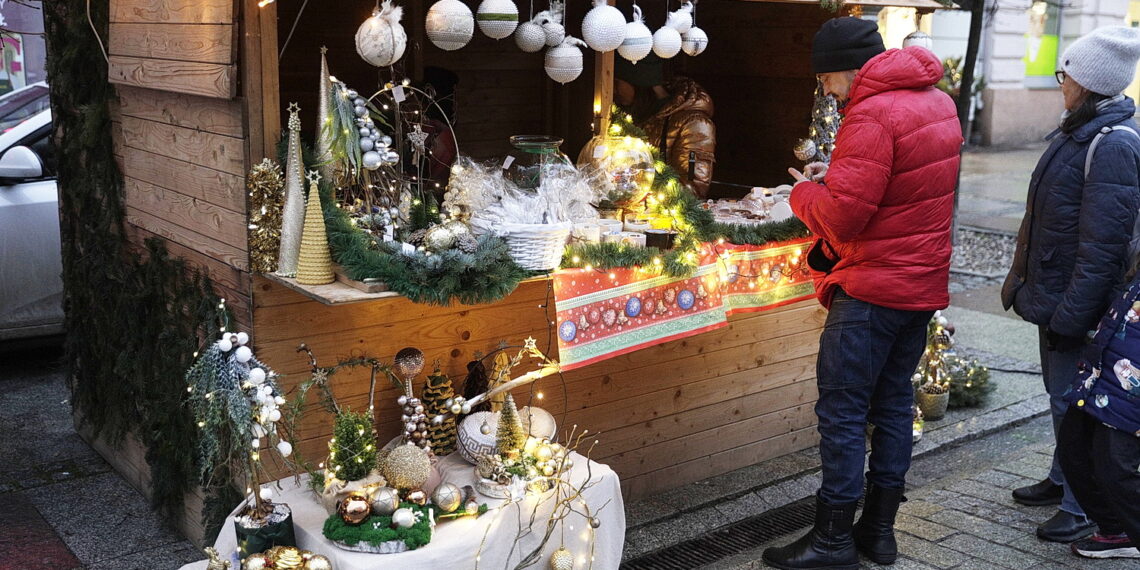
left=423, top=225, right=457, bottom=251
left=431, top=482, right=463, bottom=513
left=304, top=555, right=334, bottom=570
left=381, top=444, right=432, bottom=489
left=550, top=546, right=574, bottom=570
left=243, top=555, right=269, bottom=570
left=338, top=492, right=372, bottom=525
left=274, top=547, right=304, bottom=570
left=406, top=489, right=429, bottom=506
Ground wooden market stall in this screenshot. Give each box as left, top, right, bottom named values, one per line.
left=97, top=0, right=945, bottom=545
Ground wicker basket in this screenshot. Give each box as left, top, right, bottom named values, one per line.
left=916, top=390, right=949, bottom=421
left=497, top=222, right=572, bottom=271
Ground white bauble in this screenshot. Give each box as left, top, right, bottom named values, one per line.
left=248, top=367, right=267, bottom=385
left=618, top=5, right=652, bottom=64
left=543, top=21, right=565, bottom=47
left=670, top=1, right=694, bottom=34
left=236, top=332, right=250, bottom=345
left=276, top=441, right=293, bottom=457
left=235, top=346, right=253, bottom=363
left=356, top=1, right=408, bottom=67
left=362, top=151, right=383, bottom=170
left=259, top=487, right=273, bottom=500
left=217, top=338, right=233, bottom=352
left=392, top=507, right=417, bottom=528
left=426, top=0, right=474, bottom=51
left=652, top=26, right=682, bottom=59
left=545, top=37, right=586, bottom=84
left=515, top=21, right=546, bottom=53
left=581, top=0, right=626, bottom=52
left=681, top=26, right=708, bottom=56
left=476, top=0, right=518, bottom=40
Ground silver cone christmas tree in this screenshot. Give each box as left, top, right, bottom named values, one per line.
left=276, top=103, right=306, bottom=277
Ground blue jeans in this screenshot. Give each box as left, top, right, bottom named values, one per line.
left=816, top=290, right=933, bottom=505
left=1038, top=326, right=1087, bottom=518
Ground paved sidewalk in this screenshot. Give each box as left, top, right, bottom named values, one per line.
left=704, top=416, right=1137, bottom=570
left=957, top=145, right=1045, bottom=234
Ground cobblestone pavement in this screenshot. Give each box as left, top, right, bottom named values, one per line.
left=705, top=416, right=1137, bottom=570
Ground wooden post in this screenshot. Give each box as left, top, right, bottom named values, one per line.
left=241, top=0, right=281, bottom=166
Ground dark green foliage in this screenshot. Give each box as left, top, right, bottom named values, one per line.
left=946, top=353, right=994, bottom=408
left=329, top=410, right=378, bottom=482
left=46, top=0, right=227, bottom=535
left=322, top=504, right=433, bottom=549
left=321, top=184, right=534, bottom=305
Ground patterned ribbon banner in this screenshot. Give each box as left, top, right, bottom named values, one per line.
left=553, top=237, right=815, bottom=371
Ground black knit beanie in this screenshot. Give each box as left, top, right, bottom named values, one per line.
left=812, top=18, right=885, bottom=74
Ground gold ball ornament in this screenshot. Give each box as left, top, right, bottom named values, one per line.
left=370, top=486, right=400, bottom=516
left=338, top=492, right=372, bottom=525
left=423, top=225, right=457, bottom=251
left=304, top=555, right=334, bottom=570
left=243, top=555, right=269, bottom=570
left=432, top=482, right=463, bottom=513
left=381, top=444, right=432, bottom=489
left=406, top=488, right=429, bottom=506
left=550, top=546, right=574, bottom=570
left=274, top=547, right=304, bottom=570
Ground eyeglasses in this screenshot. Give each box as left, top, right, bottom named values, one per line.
left=1055, top=70, right=1066, bottom=85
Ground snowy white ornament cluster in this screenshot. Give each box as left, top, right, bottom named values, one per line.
left=355, top=0, right=408, bottom=67
left=213, top=331, right=293, bottom=460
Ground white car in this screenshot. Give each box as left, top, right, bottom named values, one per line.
left=0, top=82, right=60, bottom=341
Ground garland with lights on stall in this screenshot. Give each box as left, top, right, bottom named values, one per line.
left=561, top=109, right=811, bottom=277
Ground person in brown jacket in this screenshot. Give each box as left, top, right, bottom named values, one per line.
left=615, top=54, right=716, bottom=198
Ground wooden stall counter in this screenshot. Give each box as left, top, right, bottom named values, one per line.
left=255, top=267, right=827, bottom=500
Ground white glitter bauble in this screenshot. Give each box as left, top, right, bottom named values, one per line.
left=543, top=21, right=565, bottom=47
left=476, top=0, right=518, bottom=40
left=356, top=1, right=407, bottom=67
left=670, top=2, right=693, bottom=34
left=681, top=26, right=708, bottom=56
left=652, top=26, right=681, bottom=59
left=426, top=0, right=474, bottom=51
left=545, top=38, right=585, bottom=84
left=515, top=21, right=547, bottom=53
left=248, top=367, right=267, bottom=385
left=618, top=6, right=652, bottom=64
left=581, top=0, right=626, bottom=52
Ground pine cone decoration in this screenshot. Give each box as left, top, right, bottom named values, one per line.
left=456, top=233, right=479, bottom=253
left=423, top=372, right=458, bottom=455
left=407, top=228, right=429, bottom=245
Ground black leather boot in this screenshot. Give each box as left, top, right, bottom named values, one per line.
left=853, top=484, right=906, bottom=565
left=762, top=496, right=859, bottom=570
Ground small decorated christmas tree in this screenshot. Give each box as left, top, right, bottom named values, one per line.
left=946, top=353, right=994, bottom=408
left=423, top=371, right=458, bottom=455
left=806, top=80, right=841, bottom=163
left=327, top=410, right=377, bottom=482
left=496, top=393, right=527, bottom=458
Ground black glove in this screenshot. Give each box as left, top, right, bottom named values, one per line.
left=1045, top=328, right=1085, bottom=352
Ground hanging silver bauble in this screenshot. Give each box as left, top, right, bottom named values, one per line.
left=362, top=151, right=383, bottom=170
left=360, top=138, right=375, bottom=152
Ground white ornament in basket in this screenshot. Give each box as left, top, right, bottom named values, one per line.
left=426, top=0, right=474, bottom=51
left=476, top=0, right=519, bottom=40
left=497, top=221, right=572, bottom=270
left=581, top=0, right=627, bottom=52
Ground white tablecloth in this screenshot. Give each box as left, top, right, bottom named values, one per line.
left=180, top=451, right=624, bottom=569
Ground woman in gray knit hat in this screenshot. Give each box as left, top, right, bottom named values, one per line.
left=1002, top=25, right=1140, bottom=555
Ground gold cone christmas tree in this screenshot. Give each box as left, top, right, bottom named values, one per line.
left=423, top=371, right=458, bottom=456
left=295, top=170, right=335, bottom=285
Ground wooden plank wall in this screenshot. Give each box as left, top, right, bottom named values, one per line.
left=108, top=0, right=238, bottom=99
left=107, top=0, right=251, bottom=330
left=253, top=277, right=825, bottom=498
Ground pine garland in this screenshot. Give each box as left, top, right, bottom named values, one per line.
left=321, top=184, right=533, bottom=305
left=46, top=0, right=233, bottom=538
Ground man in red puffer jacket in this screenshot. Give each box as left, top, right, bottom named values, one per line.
left=763, top=18, right=962, bottom=570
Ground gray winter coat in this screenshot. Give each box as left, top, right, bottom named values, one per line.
left=1001, top=96, right=1140, bottom=338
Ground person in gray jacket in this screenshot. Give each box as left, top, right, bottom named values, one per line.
left=1002, top=26, right=1140, bottom=544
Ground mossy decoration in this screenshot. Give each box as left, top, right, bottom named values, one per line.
left=45, top=0, right=235, bottom=540
left=322, top=503, right=432, bottom=550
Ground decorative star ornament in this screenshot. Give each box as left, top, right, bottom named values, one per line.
left=523, top=337, right=538, bottom=351
left=287, top=102, right=301, bottom=131
left=407, top=123, right=429, bottom=155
